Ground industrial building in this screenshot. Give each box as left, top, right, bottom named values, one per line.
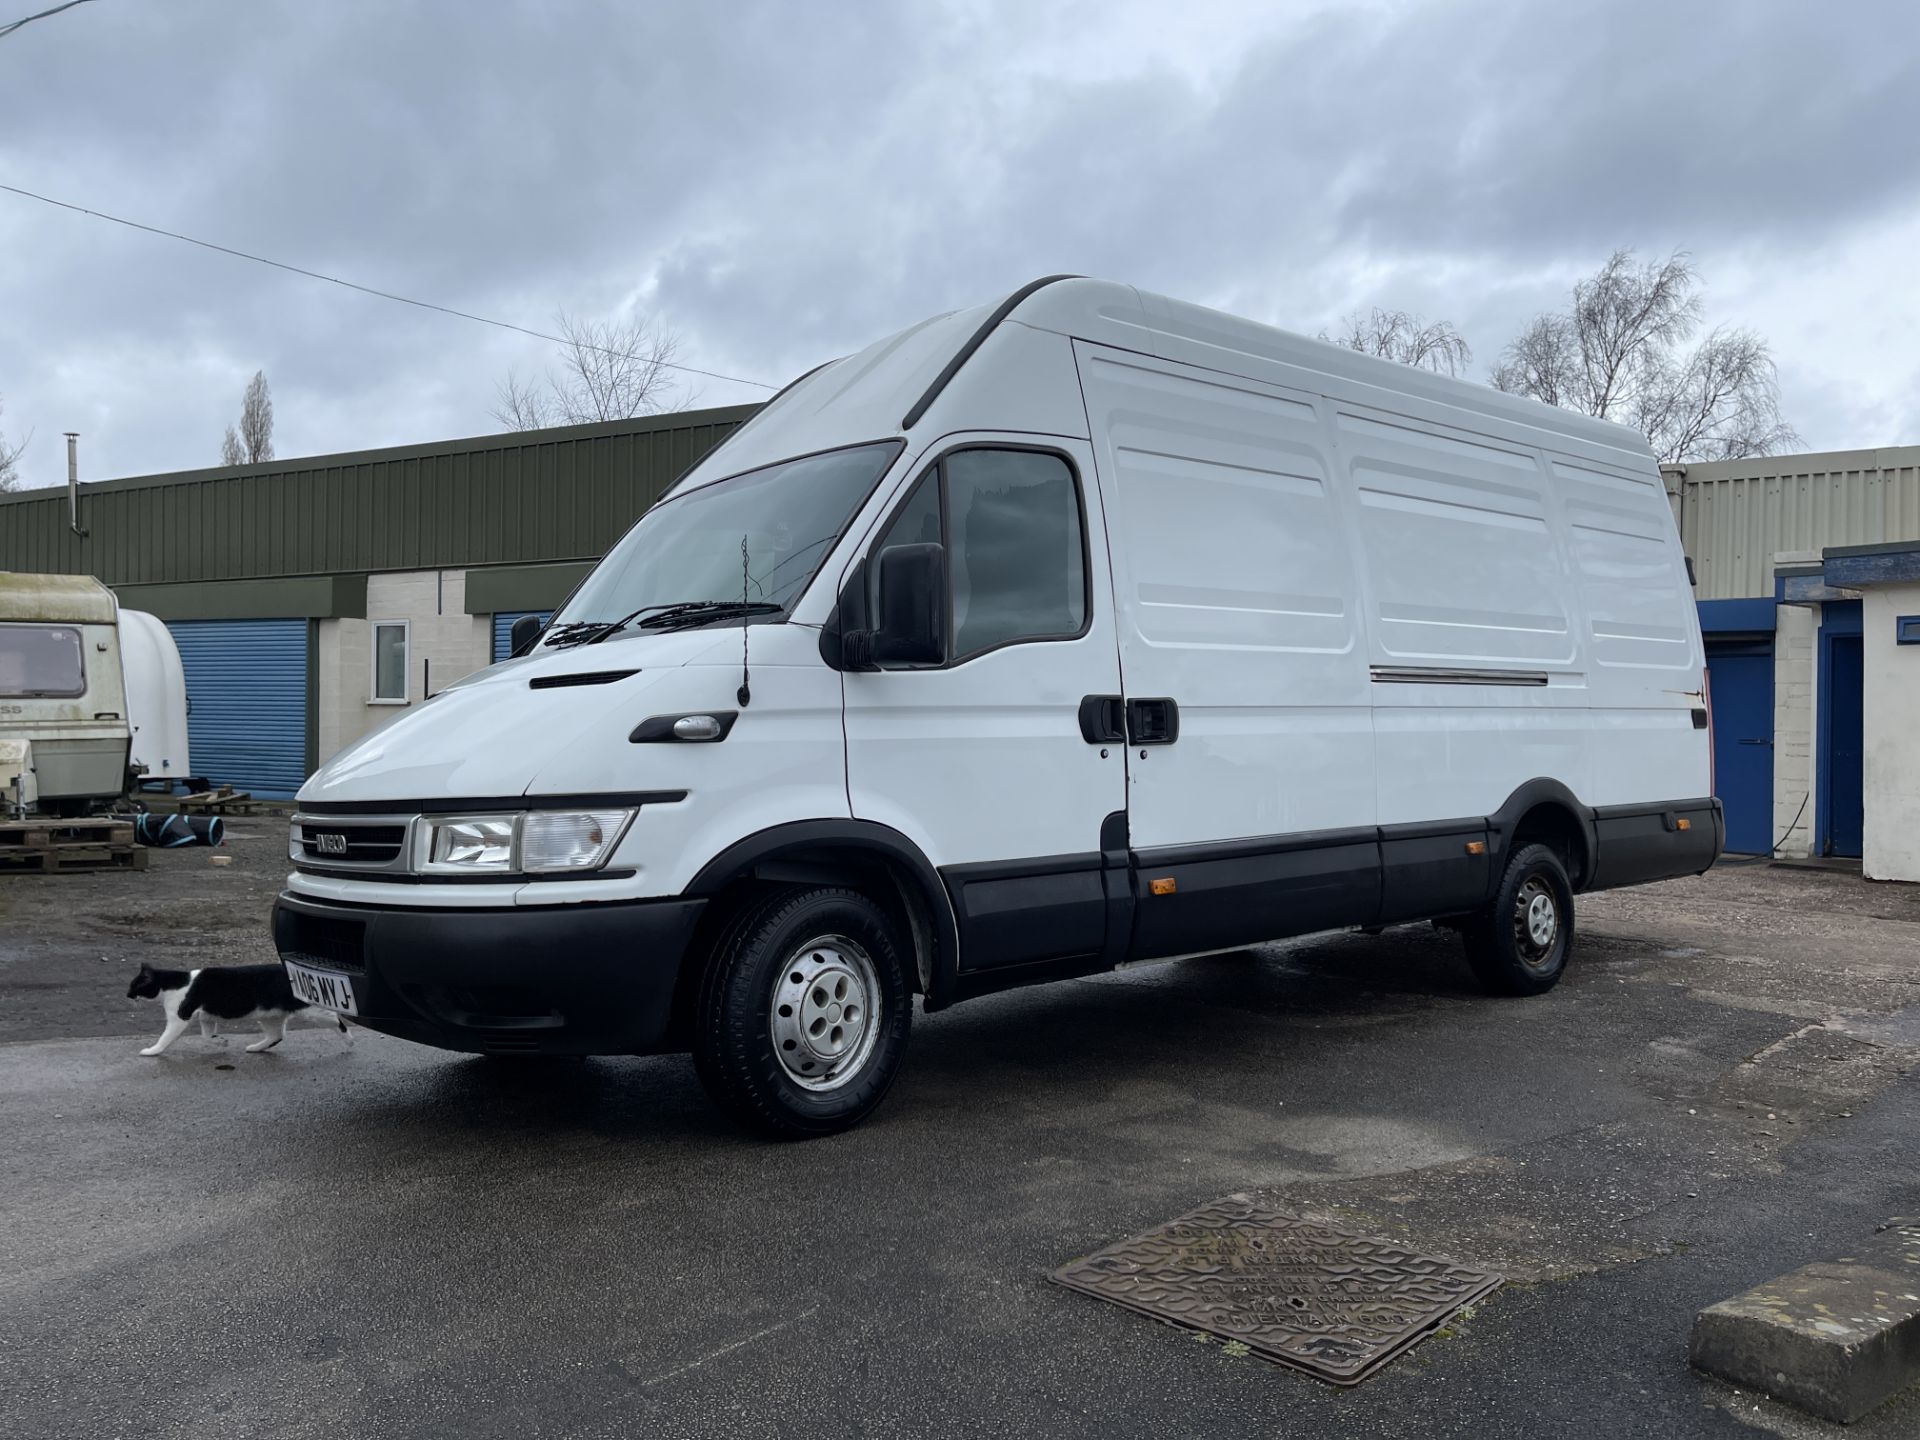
left=0, top=405, right=755, bottom=798
left=5, top=413, right=1917, bottom=880
left=1669, top=446, right=1920, bottom=879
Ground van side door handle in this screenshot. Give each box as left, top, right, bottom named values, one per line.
left=1078, top=694, right=1126, bottom=744
left=1126, top=697, right=1179, bottom=745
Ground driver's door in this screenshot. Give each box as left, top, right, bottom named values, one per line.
left=841, top=438, right=1128, bottom=974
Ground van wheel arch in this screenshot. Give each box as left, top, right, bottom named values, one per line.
left=1487, top=780, right=1595, bottom=891
left=681, top=821, right=959, bottom=1012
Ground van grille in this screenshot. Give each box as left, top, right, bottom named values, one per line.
left=291, top=814, right=412, bottom=872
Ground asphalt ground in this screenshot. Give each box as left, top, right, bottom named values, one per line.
left=2, top=826, right=1917, bottom=1439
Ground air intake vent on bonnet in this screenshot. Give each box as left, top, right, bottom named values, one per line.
left=529, top=669, right=639, bottom=690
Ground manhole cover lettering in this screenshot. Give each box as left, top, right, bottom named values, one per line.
left=1051, top=1195, right=1501, bottom=1385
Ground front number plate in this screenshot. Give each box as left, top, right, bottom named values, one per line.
left=285, top=959, right=358, bottom=1016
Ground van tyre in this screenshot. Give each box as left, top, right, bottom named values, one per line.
left=692, top=886, right=912, bottom=1138
left=1462, top=843, right=1574, bottom=996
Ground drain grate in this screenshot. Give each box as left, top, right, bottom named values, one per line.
left=1051, top=1194, right=1501, bottom=1385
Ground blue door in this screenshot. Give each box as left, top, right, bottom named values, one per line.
left=166, top=619, right=309, bottom=799
left=1706, top=642, right=1774, bottom=854
left=1823, top=632, right=1865, bottom=858
left=492, top=611, right=551, bottom=662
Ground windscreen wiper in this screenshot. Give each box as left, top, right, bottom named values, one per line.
left=539, top=620, right=617, bottom=649
left=630, top=600, right=784, bottom=634
left=577, top=600, right=783, bottom=645
left=543, top=602, right=723, bottom=649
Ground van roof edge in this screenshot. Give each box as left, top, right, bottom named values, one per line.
left=899, top=275, right=1081, bottom=432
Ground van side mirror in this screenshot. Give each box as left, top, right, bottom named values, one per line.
left=872, top=543, right=945, bottom=666
left=508, top=614, right=545, bottom=657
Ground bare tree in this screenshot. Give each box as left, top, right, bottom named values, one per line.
left=0, top=396, right=27, bottom=492
left=1491, top=250, right=1797, bottom=462
left=1320, top=307, right=1472, bottom=377
left=492, top=310, right=683, bottom=431
left=216, top=371, right=274, bottom=465
left=237, top=370, right=274, bottom=464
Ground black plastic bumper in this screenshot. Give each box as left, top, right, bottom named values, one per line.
left=271, top=891, right=707, bottom=1056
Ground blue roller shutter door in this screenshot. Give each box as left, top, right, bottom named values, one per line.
left=492, top=611, right=551, bottom=662
left=166, top=619, right=309, bottom=798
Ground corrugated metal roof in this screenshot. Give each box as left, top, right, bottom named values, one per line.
left=0, top=407, right=758, bottom=587
left=1668, top=446, right=1920, bottom=599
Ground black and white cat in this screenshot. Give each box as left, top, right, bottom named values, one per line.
left=127, top=963, right=345, bottom=1056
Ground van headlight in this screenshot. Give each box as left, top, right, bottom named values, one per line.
left=417, top=816, right=518, bottom=874
left=521, top=810, right=633, bottom=873
left=412, top=810, right=634, bottom=876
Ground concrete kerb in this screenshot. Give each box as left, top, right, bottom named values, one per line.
left=1690, top=1218, right=1920, bottom=1423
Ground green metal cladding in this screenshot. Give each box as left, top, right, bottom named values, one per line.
left=0, top=406, right=758, bottom=586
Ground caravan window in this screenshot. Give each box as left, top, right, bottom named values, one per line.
left=0, top=624, right=86, bottom=698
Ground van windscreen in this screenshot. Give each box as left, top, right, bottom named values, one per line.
left=550, top=440, right=902, bottom=639
left=0, top=624, right=87, bottom=698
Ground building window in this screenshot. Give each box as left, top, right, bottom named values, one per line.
left=371, top=621, right=410, bottom=704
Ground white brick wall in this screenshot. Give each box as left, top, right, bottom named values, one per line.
left=1771, top=602, right=1817, bottom=859
left=1862, top=582, right=1920, bottom=882
left=316, top=570, right=491, bottom=765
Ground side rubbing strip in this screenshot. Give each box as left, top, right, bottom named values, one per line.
left=1371, top=667, right=1549, bottom=687
left=899, top=275, right=1080, bottom=431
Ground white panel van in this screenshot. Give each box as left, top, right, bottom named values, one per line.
left=274, top=279, right=1719, bottom=1136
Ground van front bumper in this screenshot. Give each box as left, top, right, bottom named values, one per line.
left=271, top=891, right=707, bottom=1056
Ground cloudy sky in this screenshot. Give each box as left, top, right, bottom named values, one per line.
left=2, top=0, right=1916, bottom=486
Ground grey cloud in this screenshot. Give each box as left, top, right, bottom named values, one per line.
left=1, top=0, right=1915, bottom=483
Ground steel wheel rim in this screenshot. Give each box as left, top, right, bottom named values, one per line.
left=769, top=934, right=881, bottom=1092
left=1512, top=877, right=1560, bottom=966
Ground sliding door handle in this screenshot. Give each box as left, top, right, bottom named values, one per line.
left=1078, top=694, right=1126, bottom=744
left=1126, top=697, right=1179, bottom=745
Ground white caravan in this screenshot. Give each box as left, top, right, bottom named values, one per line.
left=275, top=279, right=1718, bottom=1136
left=118, top=609, right=192, bottom=790
left=1, top=573, right=132, bottom=816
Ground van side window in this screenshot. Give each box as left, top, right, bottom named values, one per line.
left=868, top=470, right=941, bottom=627
left=946, top=450, right=1085, bottom=660
left=868, top=448, right=1087, bottom=665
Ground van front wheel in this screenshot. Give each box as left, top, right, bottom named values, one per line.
left=1462, top=843, right=1574, bottom=997
left=692, top=886, right=912, bottom=1138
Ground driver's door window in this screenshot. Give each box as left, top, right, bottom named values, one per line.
left=869, top=448, right=1087, bottom=664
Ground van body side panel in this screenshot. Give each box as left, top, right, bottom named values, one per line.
left=1552, top=456, right=1710, bottom=807
left=1075, top=345, right=1377, bottom=846
left=1329, top=405, right=1596, bottom=827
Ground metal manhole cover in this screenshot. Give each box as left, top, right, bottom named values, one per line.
left=1051, top=1194, right=1501, bottom=1385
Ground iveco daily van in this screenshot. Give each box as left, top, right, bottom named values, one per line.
left=274, top=278, right=1720, bottom=1136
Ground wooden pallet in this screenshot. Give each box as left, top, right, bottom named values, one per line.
left=0, top=818, right=146, bottom=874
left=0, top=817, right=135, bottom=849
left=0, top=842, right=149, bottom=874
left=176, top=786, right=253, bottom=814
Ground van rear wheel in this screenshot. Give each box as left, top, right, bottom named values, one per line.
left=1462, top=843, right=1574, bottom=996
left=692, top=886, right=912, bottom=1138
